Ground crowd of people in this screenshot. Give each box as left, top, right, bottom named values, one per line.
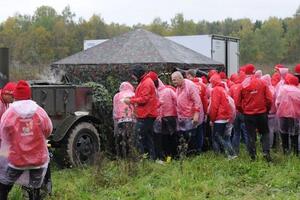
left=113, top=64, right=300, bottom=163
left=0, top=80, right=52, bottom=200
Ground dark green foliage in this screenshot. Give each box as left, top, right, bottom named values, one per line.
left=83, top=82, right=114, bottom=154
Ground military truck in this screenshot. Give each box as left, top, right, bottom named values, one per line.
left=30, top=82, right=101, bottom=167
left=0, top=48, right=102, bottom=167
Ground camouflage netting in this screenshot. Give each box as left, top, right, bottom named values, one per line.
left=51, top=63, right=223, bottom=94
left=83, top=82, right=115, bottom=154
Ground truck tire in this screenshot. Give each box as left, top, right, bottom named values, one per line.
left=66, top=122, right=100, bottom=167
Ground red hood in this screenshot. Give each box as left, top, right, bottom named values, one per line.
left=230, top=73, right=239, bottom=84
left=210, top=74, right=223, bottom=88
left=285, top=73, right=299, bottom=86
left=208, top=70, right=218, bottom=79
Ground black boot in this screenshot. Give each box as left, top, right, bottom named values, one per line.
left=0, top=183, right=13, bottom=200
left=263, top=153, right=272, bottom=163
left=29, top=188, right=41, bottom=200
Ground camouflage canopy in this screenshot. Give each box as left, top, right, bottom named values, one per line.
left=53, top=29, right=223, bottom=67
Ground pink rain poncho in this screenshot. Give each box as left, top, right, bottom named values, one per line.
left=261, top=74, right=276, bottom=113
left=255, top=70, right=262, bottom=79
left=113, top=82, right=135, bottom=122
left=0, top=91, right=8, bottom=120
left=176, top=79, right=203, bottom=131
left=153, top=80, right=177, bottom=133
left=276, top=74, right=300, bottom=134
left=261, top=74, right=278, bottom=142
left=113, top=82, right=135, bottom=136
left=0, top=100, right=52, bottom=188
left=157, top=80, right=177, bottom=118
left=274, top=68, right=290, bottom=95
left=276, top=75, right=300, bottom=118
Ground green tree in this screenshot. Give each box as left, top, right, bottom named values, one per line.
left=106, top=23, right=131, bottom=38
left=221, top=18, right=240, bottom=36
left=284, top=15, right=300, bottom=62
left=147, top=17, right=170, bottom=36
left=171, top=13, right=197, bottom=35
left=235, top=19, right=258, bottom=64
left=255, top=17, right=286, bottom=64
left=207, top=21, right=222, bottom=34
left=85, top=15, right=108, bottom=39
left=33, top=6, right=58, bottom=31
left=51, top=19, right=73, bottom=60
left=0, top=17, right=23, bottom=61
left=195, top=20, right=209, bottom=34
left=62, top=5, right=75, bottom=24
left=15, top=26, right=54, bottom=64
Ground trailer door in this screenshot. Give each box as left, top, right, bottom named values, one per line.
left=212, top=39, right=226, bottom=69
left=227, top=40, right=239, bottom=76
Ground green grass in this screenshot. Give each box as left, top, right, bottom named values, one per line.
left=9, top=149, right=300, bottom=200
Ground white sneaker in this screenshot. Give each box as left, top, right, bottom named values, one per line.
left=228, top=155, right=238, bottom=160
left=155, top=160, right=165, bottom=165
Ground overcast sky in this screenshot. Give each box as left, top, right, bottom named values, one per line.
left=0, top=0, right=299, bottom=25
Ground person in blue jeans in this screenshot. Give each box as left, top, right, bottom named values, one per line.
left=213, top=122, right=236, bottom=157
left=232, top=112, right=249, bottom=154
left=208, top=74, right=236, bottom=159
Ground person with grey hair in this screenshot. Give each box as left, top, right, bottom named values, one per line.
left=185, top=69, right=208, bottom=153
left=171, top=71, right=204, bottom=156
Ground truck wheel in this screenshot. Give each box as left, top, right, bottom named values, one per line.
left=66, top=122, right=100, bottom=167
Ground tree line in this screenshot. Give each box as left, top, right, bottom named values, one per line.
left=0, top=5, right=300, bottom=69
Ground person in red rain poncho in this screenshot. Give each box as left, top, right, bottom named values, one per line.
left=271, top=64, right=286, bottom=87
left=275, top=74, right=300, bottom=155
left=113, top=81, right=135, bottom=158
left=0, top=82, right=16, bottom=119
left=293, top=64, right=300, bottom=84
left=208, top=74, right=236, bottom=159
left=146, top=71, right=165, bottom=160
left=124, top=66, right=158, bottom=160
left=237, top=64, right=273, bottom=162
left=0, top=80, right=53, bottom=200
left=206, top=69, right=218, bottom=99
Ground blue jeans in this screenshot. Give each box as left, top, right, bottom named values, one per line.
left=244, top=113, right=270, bottom=158
left=177, top=128, right=198, bottom=156
left=134, top=118, right=156, bottom=160
left=232, top=113, right=249, bottom=154
left=195, top=123, right=204, bottom=153
left=213, top=122, right=236, bottom=157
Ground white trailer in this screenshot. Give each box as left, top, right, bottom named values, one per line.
left=84, top=39, right=106, bottom=50
left=166, top=35, right=240, bottom=76
left=83, top=34, right=240, bottom=75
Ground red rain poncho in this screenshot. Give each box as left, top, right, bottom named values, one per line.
left=208, top=74, right=235, bottom=123
left=130, top=74, right=158, bottom=118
